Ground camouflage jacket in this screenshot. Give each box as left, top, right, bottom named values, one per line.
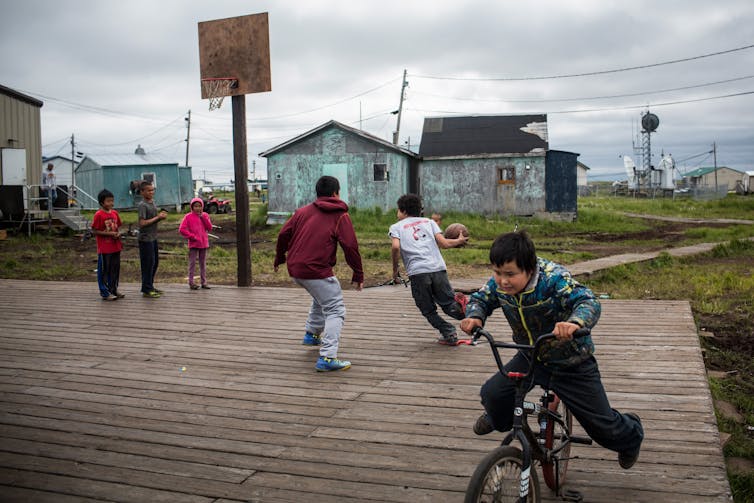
left=466, top=257, right=601, bottom=367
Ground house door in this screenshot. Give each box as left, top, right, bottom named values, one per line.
left=1, top=148, right=29, bottom=209
left=322, top=164, right=349, bottom=203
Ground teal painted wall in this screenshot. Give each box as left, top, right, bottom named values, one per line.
left=267, top=127, right=411, bottom=221
left=76, top=159, right=192, bottom=210
left=420, top=155, right=546, bottom=217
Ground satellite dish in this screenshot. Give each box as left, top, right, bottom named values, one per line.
left=623, top=156, right=636, bottom=184
left=641, top=112, right=659, bottom=132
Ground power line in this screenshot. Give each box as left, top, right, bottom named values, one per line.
left=410, top=74, right=754, bottom=104
left=410, top=42, right=754, bottom=81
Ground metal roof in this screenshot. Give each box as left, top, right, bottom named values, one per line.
left=0, top=84, right=43, bottom=107
left=683, top=166, right=740, bottom=177
left=82, top=152, right=179, bottom=167
left=418, top=114, right=548, bottom=157
left=259, top=120, right=419, bottom=158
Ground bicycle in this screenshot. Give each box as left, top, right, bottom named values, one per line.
left=464, top=326, right=593, bottom=503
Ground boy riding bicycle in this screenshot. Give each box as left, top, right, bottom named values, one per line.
left=460, top=230, right=644, bottom=469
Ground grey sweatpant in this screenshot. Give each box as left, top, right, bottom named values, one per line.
left=294, top=276, right=346, bottom=358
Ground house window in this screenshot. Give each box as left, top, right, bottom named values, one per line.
left=373, top=163, right=388, bottom=182
left=498, top=166, right=515, bottom=185
left=142, top=172, right=156, bottom=188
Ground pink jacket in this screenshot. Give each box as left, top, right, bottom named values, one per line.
left=179, top=198, right=213, bottom=249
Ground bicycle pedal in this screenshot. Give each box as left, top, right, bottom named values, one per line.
left=561, top=489, right=583, bottom=502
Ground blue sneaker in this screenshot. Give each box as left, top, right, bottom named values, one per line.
left=315, top=356, right=351, bottom=372
left=302, top=332, right=322, bottom=346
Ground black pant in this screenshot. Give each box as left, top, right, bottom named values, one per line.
left=480, top=352, right=643, bottom=454
left=139, top=240, right=159, bottom=293
left=409, top=271, right=464, bottom=338
left=97, top=252, right=120, bottom=297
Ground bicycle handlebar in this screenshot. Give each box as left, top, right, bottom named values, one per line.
left=471, top=325, right=591, bottom=376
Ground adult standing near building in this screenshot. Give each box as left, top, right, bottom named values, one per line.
left=41, top=163, right=57, bottom=210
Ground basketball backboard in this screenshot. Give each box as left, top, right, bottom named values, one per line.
left=198, top=12, right=271, bottom=99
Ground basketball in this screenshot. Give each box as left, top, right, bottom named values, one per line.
left=444, top=223, right=469, bottom=240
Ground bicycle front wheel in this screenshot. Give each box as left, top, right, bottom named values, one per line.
left=541, top=395, right=573, bottom=491
left=465, top=445, right=541, bottom=503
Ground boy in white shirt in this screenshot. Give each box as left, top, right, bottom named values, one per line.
left=389, top=194, right=468, bottom=345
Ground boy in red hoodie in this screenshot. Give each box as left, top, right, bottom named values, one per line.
left=179, top=197, right=213, bottom=290
left=274, top=176, right=364, bottom=372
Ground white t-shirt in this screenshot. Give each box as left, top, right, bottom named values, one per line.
left=388, top=217, right=446, bottom=276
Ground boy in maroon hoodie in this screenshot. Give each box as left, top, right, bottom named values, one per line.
left=274, top=176, right=364, bottom=372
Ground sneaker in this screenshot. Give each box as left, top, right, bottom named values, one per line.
left=618, top=413, right=643, bottom=469
left=302, top=332, right=322, bottom=346
left=438, top=333, right=459, bottom=346
left=103, top=294, right=118, bottom=301
left=473, top=413, right=494, bottom=435
left=153, top=288, right=164, bottom=294
left=315, top=356, right=351, bottom=372
left=143, top=291, right=161, bottom=298
left=115, top=292, right=125, bottom=299
left=201, top=284, right=211, bottom=289
left=454, top=292, right=469, bottom=314
left=190, top=284, right=200, bottom=290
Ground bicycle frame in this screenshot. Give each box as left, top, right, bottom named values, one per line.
left=470, top=326, right=591, bottom=501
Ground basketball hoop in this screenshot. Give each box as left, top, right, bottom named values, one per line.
left=201, top=77, right=238, bottom=111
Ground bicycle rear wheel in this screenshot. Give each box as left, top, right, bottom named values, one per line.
left=465, top=445, right=540, bottom=503
left=541, top=395, right=573, bottom=490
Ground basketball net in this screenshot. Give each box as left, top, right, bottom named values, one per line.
left=201, top=78, right=238, bottom=111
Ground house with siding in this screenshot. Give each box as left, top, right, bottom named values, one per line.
left=418, top=115, right=579, bottom=219
left=260, top=120, right=420, bottom=224
left=75, top=149, right=192, bottom=210
left=681, top=166, right=742, bottom=191
left=1, top=84, right=43, bottom=221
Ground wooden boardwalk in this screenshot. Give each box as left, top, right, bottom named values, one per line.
left=0, top=279, right=732, bottom=502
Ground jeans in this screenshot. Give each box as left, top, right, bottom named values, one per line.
left=480, top=352, right=644, bottom=454
left=293, top=276, right=346, bottom=358
left=409, top=270, right=464, bottom=338
left=139, top=240, right=159, bottom=293
left=97, top=252, right=120, bottom=297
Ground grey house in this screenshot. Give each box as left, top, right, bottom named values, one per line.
left=260, top=120, right=420, bottom=224
left=418, top=115, right=579, bottom=220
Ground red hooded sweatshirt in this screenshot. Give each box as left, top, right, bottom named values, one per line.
left=274, top=196, right=364, bottom=284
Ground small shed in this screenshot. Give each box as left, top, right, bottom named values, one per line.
left=260, top=120, right=420, bottom=224
left=75, top=150, right=192, bottom=210
left=418, top=114, right=579, bottom=219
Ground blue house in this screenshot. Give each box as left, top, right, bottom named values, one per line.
left=75, top=148, right=192, bottom=210
left=260, top=120, right=420, bottom=224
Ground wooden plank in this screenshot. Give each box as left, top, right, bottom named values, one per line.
left=0, top=279, right=732, bottom=502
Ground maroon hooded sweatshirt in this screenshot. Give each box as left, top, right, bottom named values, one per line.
left=274, top=196, right=364, bottom=284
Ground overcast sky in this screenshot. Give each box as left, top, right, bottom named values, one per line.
left=3, top=0, right=753, bottom=183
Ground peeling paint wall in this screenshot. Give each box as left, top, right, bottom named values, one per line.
left=267, top=127, right=412, bottom=222
left=420, top=155, right=546, bottom=217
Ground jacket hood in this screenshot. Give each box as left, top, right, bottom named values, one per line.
left=313, top=196, right=348, bottom=213
left=190, top=197, right=204, bottom=208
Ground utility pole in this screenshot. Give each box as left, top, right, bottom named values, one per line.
left=70, top=134, right=75, bottom=203
left=392, top=69, right=408, bottom=145
left=713, top=142, right=718, bottom=193
left=184, top=110, right=191, bottom=167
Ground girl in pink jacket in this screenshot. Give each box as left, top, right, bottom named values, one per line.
left=179, top=197, right=213, bottom=289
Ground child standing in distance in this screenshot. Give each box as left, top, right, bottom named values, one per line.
left=460, top=230, right=644, bottom=470
left=274, top=175, right=363, bottom=372
left=138, top=181, right=168, bottom=298
left=389, top=194, right=469, bottom=345
left=179, top=197, right=213, bottom=290
left=91, top=189, right=123, bottom=301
